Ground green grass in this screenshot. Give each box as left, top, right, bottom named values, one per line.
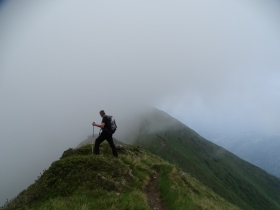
left=1, top=141, right=240, bottom=210
left=1, top=143, right=158, bottom=209
left=29, top=190, right=150, bottom=210
left=130, top=108, right=280, bottom=210
left=4, top=108, right=278, bottom=209
left=158, top=165, right=240, bottom=210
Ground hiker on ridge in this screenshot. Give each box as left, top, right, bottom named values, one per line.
left=92, top=110, right=118, bottom=157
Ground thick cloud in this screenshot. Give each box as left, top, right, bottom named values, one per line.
left=1, top=0, right=280, bottom=205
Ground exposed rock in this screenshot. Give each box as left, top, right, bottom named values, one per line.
left=128, top=169, right=134, bottom=178
left=179, top=171, right=184, bottom=178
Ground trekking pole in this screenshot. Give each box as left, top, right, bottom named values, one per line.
left=92, top=123, right=95, bottom=155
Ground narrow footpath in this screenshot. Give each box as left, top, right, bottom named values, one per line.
left=145, top=171, right=166, bottom=210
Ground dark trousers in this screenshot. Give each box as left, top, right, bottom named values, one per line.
left=94, top=132, right=118, bottom=157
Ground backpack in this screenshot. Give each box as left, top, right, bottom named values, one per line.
left=106, top=115, right=117, bottom=134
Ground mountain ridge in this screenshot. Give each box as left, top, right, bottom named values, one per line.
left=2, top=108, right=280, bottom=209
left=1, top=142, right=240, bottom=210
left=127, top=108, right=280, bottom=210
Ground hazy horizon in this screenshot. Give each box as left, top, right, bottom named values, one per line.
left=1, top=0, right=280, bottom=205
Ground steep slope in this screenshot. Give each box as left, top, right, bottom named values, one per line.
left=210, top=133, right=280, bottom=178
left=1, top=142, right=240, bottom=210
left=128, top=108, right=280, bottom=210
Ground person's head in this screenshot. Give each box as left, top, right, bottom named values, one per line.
left=99, top=110, right=106, bottom=117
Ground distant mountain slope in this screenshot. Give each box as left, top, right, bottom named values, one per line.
left=127, top=108, right=280, bottom=210
left=1, top=143, right=240, bottom=210
left=210, top=133, right=280, bottom=178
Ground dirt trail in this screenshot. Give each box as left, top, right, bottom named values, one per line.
left=145, top=171, right=166, bottom=210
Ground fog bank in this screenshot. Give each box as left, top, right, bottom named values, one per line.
left=1, top=0, right=280, bottom=205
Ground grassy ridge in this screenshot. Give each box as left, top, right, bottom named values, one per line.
left=158, top=165, right=240, bottom=210
left=131, top=109, right=280, bottom=210
left=2, top=144, right=155, bottom=209
left=1, top=142, right=239, bottom=210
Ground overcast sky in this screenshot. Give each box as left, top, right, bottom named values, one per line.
left=1, top=0, right=280, bottom=205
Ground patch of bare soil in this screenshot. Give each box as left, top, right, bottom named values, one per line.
left=145, top=171, right=166, bottom=210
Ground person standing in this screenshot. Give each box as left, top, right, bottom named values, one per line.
left=92, top=110, right=118, bottom=157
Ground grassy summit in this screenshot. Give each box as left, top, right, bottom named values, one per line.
left=2, top=142, right=239, bottom=210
